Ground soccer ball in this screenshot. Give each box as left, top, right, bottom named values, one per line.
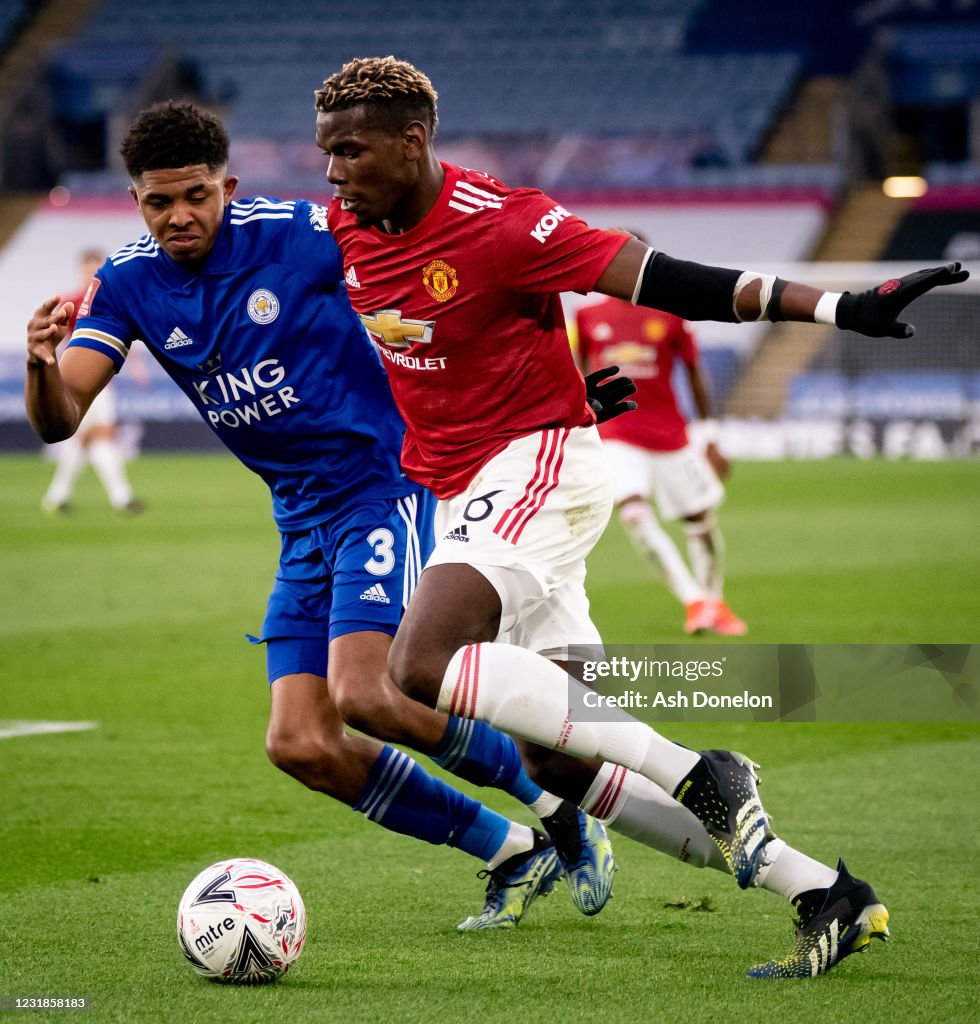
left=176, top=858, right=306, bottom=984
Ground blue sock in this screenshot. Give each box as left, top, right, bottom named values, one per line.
left=354, top=745, right=509, bottom=862
left=432, top=716, right=545, bottom=806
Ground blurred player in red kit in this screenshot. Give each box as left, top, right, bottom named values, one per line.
left=40, top=248, right=147, bottom=515
left=577, top=286, right=747, bottom=636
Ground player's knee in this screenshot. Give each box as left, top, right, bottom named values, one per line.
left=386, top=635, right=446, bottom=708
left=264, top=729, right=314, bottom=779
left=684, top=510, right=717, bottom=537
left=619, top=498, right=650, bottom=527
left=331, top=676, right=389, bottom=736
left=265, top=729, right=344, bottom=794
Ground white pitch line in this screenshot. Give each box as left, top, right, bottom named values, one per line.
left=0, top=720, right=99, bottom=740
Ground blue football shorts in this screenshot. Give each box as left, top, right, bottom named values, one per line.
left=249, top=489, right=434, bottom=684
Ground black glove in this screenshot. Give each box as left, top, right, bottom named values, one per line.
left=585, top=365, right=637, bottom=423
left=835, top=262, right=969, bottom=339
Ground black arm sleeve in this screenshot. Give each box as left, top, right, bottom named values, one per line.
left=635, top=251, right=743, bottom=323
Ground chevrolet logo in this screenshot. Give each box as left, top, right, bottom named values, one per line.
left=359, top=309, right=435, bottom=350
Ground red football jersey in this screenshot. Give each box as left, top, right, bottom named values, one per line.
left=328, top=162, right=630, bottom=497
left=576, top=297, right=698, bottom=452
left=55, top=286, right=91, bottom=357
left=66, top=288, right=87, bottom=333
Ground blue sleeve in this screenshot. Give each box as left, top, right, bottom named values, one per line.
left=67, top=262, right=135, bottom=372
left=292, top=200, right=344, bottom=286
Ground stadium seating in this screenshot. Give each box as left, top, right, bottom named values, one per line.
left=64, top=0, right=802, bottom=173
left=47, top=44, right=163, bottom=126
left=883, top=23, right=980, bottom=106
left=0, top=0, right=27, bottom=51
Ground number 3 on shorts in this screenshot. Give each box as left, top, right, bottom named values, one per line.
left=364, top=527, right=395, bottom=576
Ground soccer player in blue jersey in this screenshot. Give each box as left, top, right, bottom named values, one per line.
left=24, top=100, right=616, bottom=931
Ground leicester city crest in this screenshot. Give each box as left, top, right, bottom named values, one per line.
left=247, top=288, right=280, bottom=325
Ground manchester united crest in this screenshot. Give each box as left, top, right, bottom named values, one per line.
left=422, top=259, right=459, bottom=303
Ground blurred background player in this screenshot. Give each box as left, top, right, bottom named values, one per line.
left=40, top=248, right=147, bottom=516
left=576, top=271, right=746, bottom=636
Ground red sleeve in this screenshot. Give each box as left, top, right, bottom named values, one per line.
left=575, top=308, right=593, bottom=367
left=64, top=287, right=91, bottom=334
left=494, top=189, right=630, bottom=294
left=676, top=318, right=699, bottom=367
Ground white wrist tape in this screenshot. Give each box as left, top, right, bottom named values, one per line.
left=699, top=418, right=720, bottom=444
left=813, top=292, right=842, bottom=326
left=733, top=272, right=777, bottom=322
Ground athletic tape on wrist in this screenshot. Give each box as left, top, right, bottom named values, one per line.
left=699, top=419, right=720, bottom=444
left=814, top=292, right=842, bottom=326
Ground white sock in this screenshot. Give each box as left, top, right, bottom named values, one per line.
left=528, top=792, right=563, bottom=818
left=438, top=643, right=701, bottom=795
left=582, top=762, right=727, bottom=871
left=87, top=439, right=133, bottom=508
left=620, top=500, right=703, bottom=605
left=487, top=820, right=535, bottom=869
left=43, top=439, right=86, bottom=506
left=755, top=838, right=840, bottom=902
left=685, top=513, right=725, bottom=600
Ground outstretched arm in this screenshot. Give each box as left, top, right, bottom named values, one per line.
left=595, top=238, right=969, bottom=338
left=25, top=295, right=115, bottom=442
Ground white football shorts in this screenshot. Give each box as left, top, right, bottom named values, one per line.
left=603, top=439, right=724, bottom=520
left=80, top=385, right=118, bottom=429
left=425, top=425, right=612, bottom=656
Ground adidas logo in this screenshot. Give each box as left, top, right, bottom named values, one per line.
left=359, top=583, right=390, bottom=604
left=345, top=266, right=361, bottom=289
left=164, top=326, right=193, bottom=350
left=444, top=524, right=469, bottom=543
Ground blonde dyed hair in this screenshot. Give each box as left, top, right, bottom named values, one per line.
left=315, top=56, right=438, bottom=133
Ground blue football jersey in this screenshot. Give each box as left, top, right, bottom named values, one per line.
left=69, top=197, right=415, bottom=531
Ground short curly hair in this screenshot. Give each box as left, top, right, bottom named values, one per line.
left=315, top=56, right=438, bottom=134
left=120, top=101, right=229, bottom=178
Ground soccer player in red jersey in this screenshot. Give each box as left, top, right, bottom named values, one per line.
left=315, top=56, right=966, bottom=975
left=39, top=249, right=147, bottom=516
left=577, top=294, right=746, bottom=636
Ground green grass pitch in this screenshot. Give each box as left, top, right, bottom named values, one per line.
left=1, top=453, right=977, bottom=1023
